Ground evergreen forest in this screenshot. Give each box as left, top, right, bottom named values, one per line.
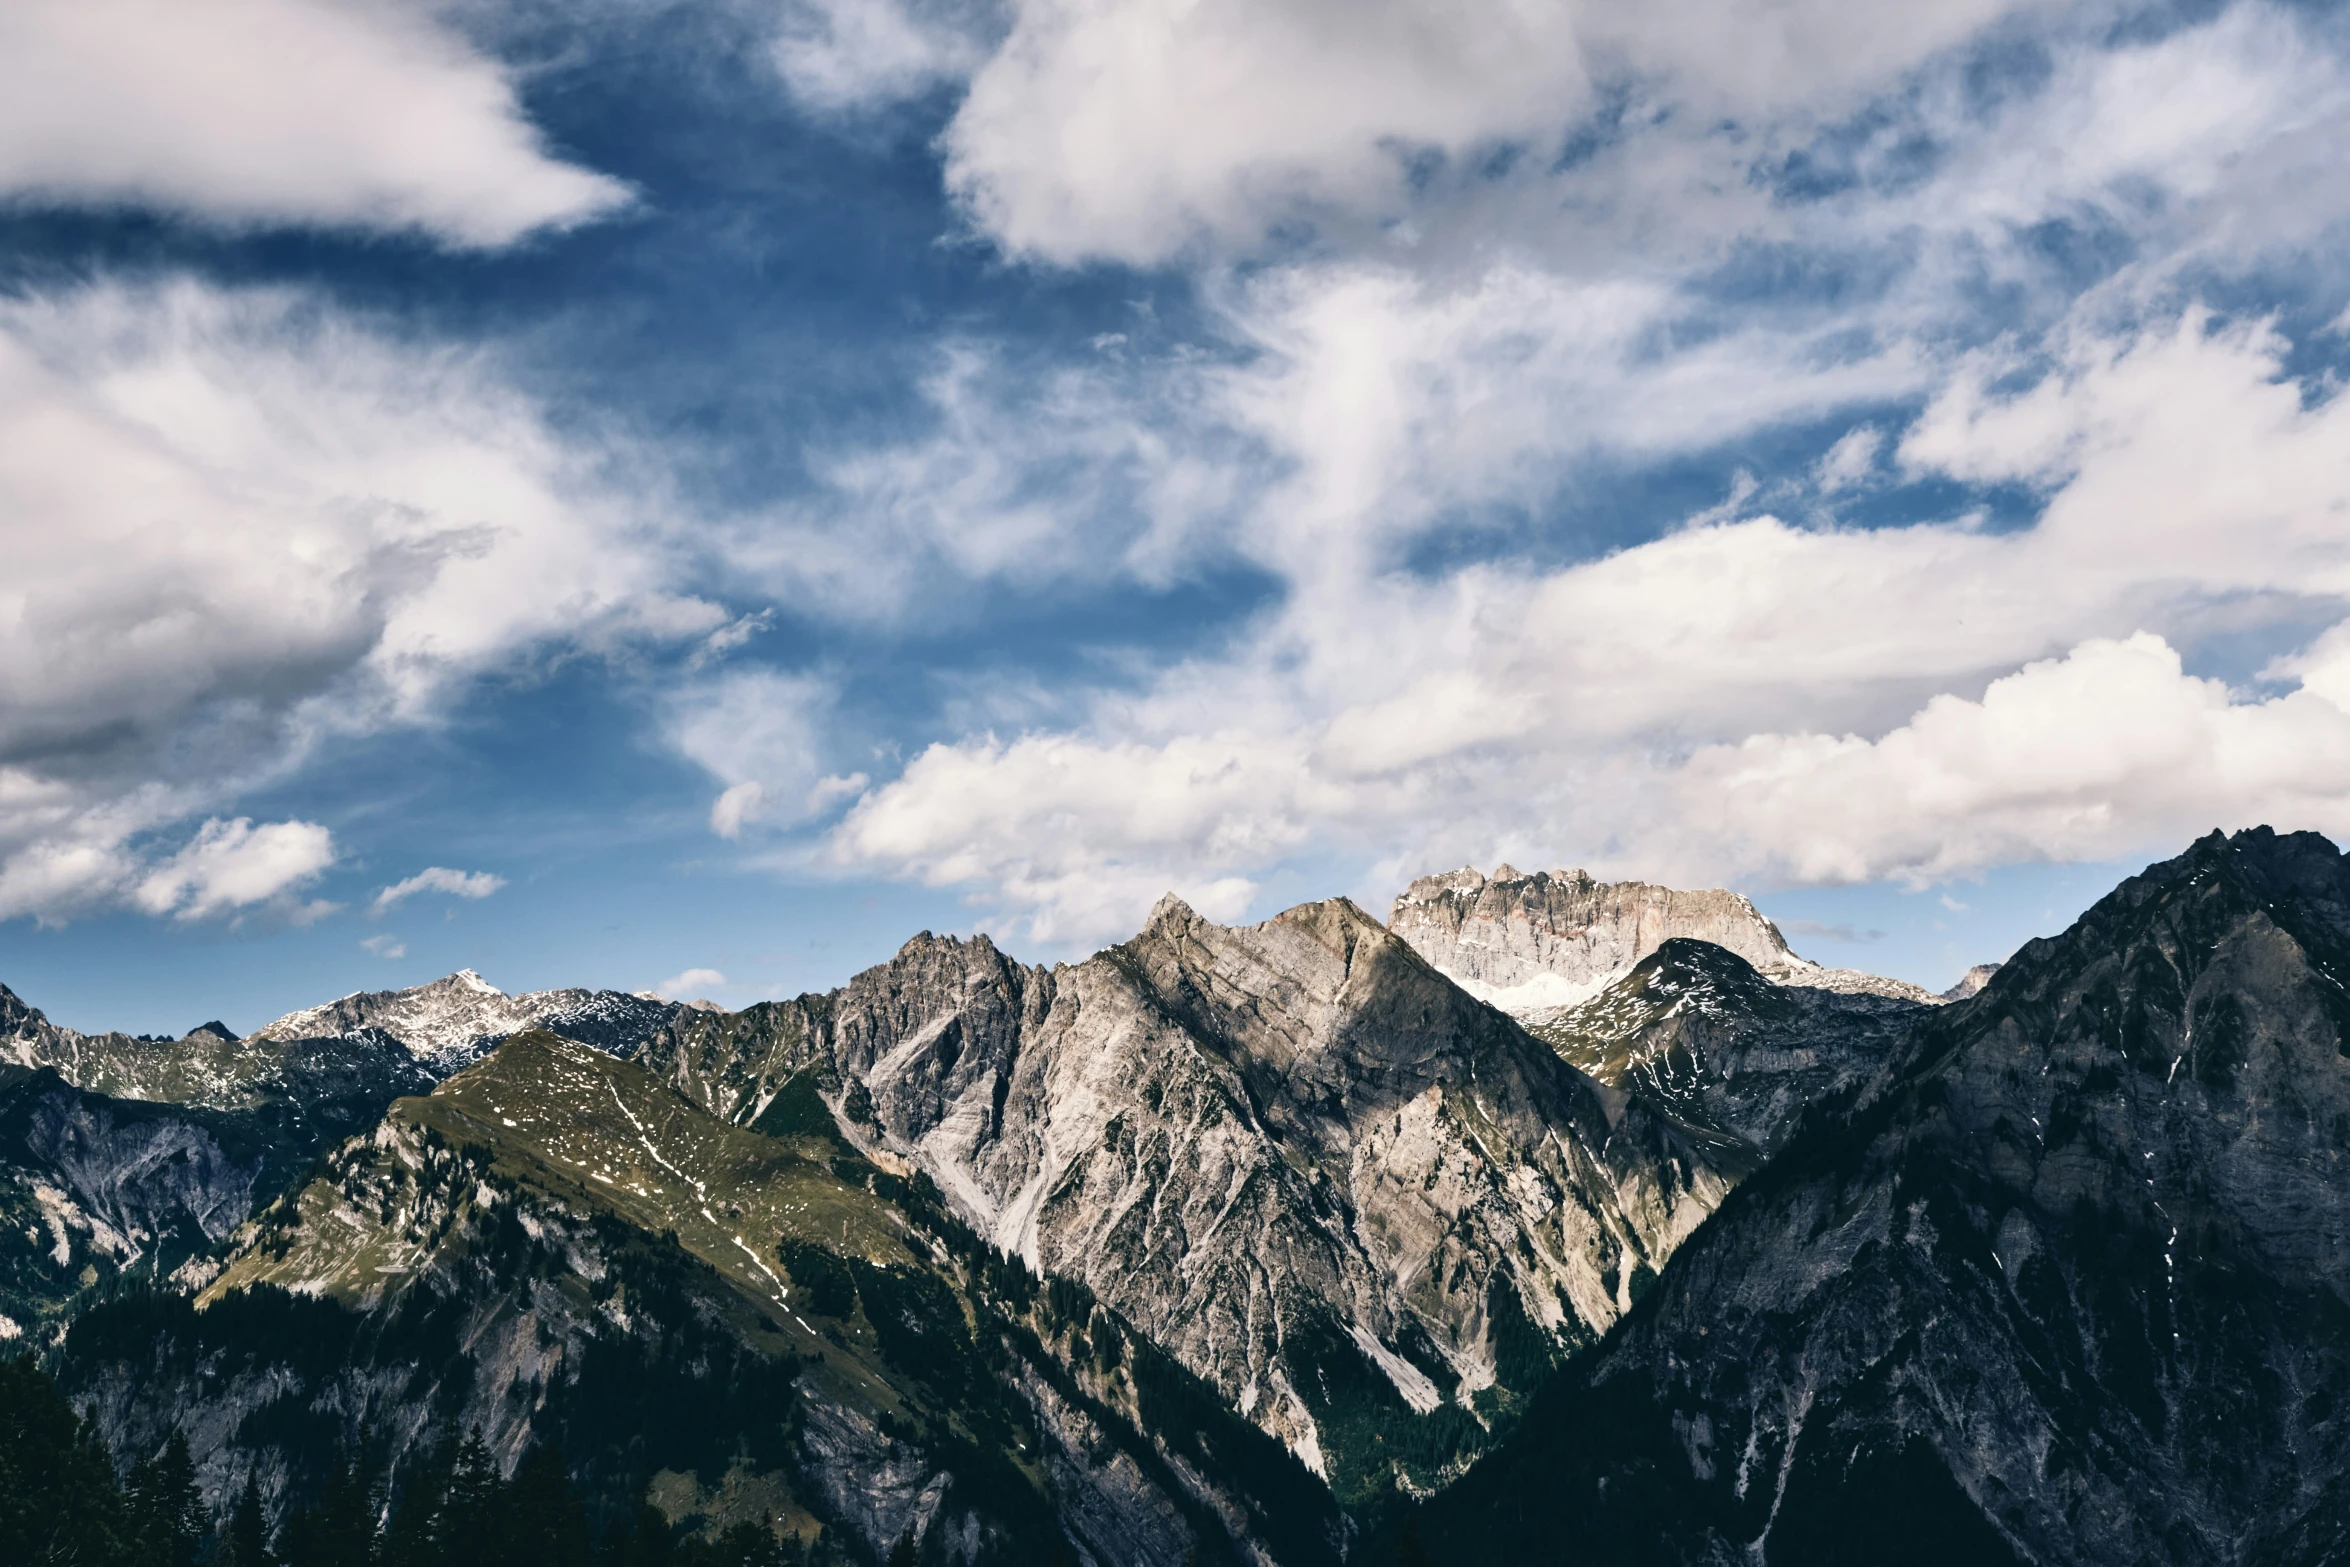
left=0, top=1356, right=888, bottom=1567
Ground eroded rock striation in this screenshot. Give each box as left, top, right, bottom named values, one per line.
left=1388, top=867, right=1797, bottom=1007
left=1523, top=936, right=1927, bottom=1159
left=1388, top=865, right=1947, bottom=1009
left=62, top=1032, right=1339, bottom=1567
left=638, top=895, right=1737, bottom=1504
left=1397, top=827, right=2350, bottom=1566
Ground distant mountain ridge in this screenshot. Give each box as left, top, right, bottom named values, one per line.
left=1524, top=936, right=1931, bottom=1160
left=1388, top=864, right=1948, bottom=1009
left=62, top=1029, right=1341, bottom=1566
left=249, top=968, right=681, bottom=1069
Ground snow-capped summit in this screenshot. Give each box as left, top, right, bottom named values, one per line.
left=251, top=971, right=677, bottom=1070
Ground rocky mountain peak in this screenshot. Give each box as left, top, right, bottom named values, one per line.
left=1388, top=864, right=1801, bottom=1011
left=1402, top=822, right=2350, bottom=1565
left=0, top=981, right=45, bottom=1040
left=1940, top=962, right=2001, bottom=1000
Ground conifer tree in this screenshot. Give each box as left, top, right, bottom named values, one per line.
left=277, top=1449, right=380, bottom=1567
left=0, top=1358, right=135, bottom=1565
left=126, top=1428, right=206, bottom=1567
left=215, top=1476, right=277, bottom=1567
left=601, top=1501, right=676, bottom=1567
left=378, top=1432, right=455, bottom=1567
left=436, top=1433, right=501, bottom=1567
left=503, top=1443, right=594, bottom=1563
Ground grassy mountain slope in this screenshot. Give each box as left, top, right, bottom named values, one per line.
left=60, top=1032, right=1341, bottom=1565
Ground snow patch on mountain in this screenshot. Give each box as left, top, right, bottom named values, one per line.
left=250, top=971, right=678, bottom=1068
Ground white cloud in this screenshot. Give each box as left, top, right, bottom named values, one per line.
left=826, top=301, right=2350, bottom=944
left=654, top=967, right=726, bottom=999
left=710, top=782, right=769, bottom=840
left=360, top=933, right=408, bottom=959
left=942, top=0, right=2044, bottom=265
left=132, top=818, right=337, bottom=922
left=773, top=0, right=991, bottom=111
left=0, top=275, right=713, bottom=924
left=832, top=728, right=1317, bottom=939
left=668, top=668, right=845, bottom=838
left=1815, top=426, right=1883, bottom=493
left=720, top=340, right=1238, bottom=623
left=372, top=867, right=506, bottom=914
left=1668, top=634, right=2350, bottom=885
left=0, top=0, right=628, bottom=245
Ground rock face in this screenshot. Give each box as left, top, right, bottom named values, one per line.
left=0, top=990, right=436, bottom=1342
left=1944, top=961, right=2003, bottom=1000
left=250, top=969, right=678, bottom=1070
left=0, top=1067, right=265, bottom=1341
left=1524, top=937, right=1927, bottom=1159
left=1387, top=867, right=1800, bottom=1010
left=1388, top=865, right=1947, bottom=1009
left=1395, top=828, right=2350, bottom=1566
left=63, top=1032, right=1341, bottom=1567
left=639, top=895, right=1738, bottom=1507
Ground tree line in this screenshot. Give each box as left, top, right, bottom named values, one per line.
left=0, top=1357, right=844, bottom=1567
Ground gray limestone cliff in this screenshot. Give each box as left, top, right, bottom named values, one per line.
left=1396, top=827, right=2350, bottom=1567
left=1388, top=864, right=1944, bottom=1007
left=637, top=896, right=1740, bottom=1505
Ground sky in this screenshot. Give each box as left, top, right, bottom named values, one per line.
left=7, top=0, right=2350, bottom=1034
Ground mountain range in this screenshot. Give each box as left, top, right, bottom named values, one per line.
left=4, top=832, right=2342, bottom=1566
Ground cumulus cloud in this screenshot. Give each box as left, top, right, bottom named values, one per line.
left=360, top=933, right=407, bottom=959
left=832, top=729, right=1315, bottom=940
left=0, top=276, right=714, bottom=924
left=372, top=867, right=507, bottom=914
left=825, top=302, right=2350, bottom=944
left=132, top=818, right=337, bottom=922
left=943, top=0, right=2040, bottom=264
left=1670, top=634, right=2350, bottom=886
left=654, top=967, right=726, bottom=1000
left=0, top=0, right=628, bottom=245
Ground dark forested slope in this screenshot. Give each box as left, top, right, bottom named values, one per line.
left=1390, top=827, right=2350, bottom=1567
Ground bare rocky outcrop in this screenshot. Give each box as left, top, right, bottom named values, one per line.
left=1400, top=827, right=2350, bottom=1567
left=1388, top=865, right=1944, bottom=1008
left=640, top=897, right=1739, bottom=1503
left=62, top=1032, right=1341, bottom=1566
left=1387, top=867, right=1799, bottom=1008
left=1941, top=961, right=2001, bottom=1000
left=1522, top=937, right=1927, bottom=1159
left=250, top=969, right=678, bottom=1069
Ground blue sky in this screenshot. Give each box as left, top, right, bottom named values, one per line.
left=6, top=0, right=2350, bottom=1033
